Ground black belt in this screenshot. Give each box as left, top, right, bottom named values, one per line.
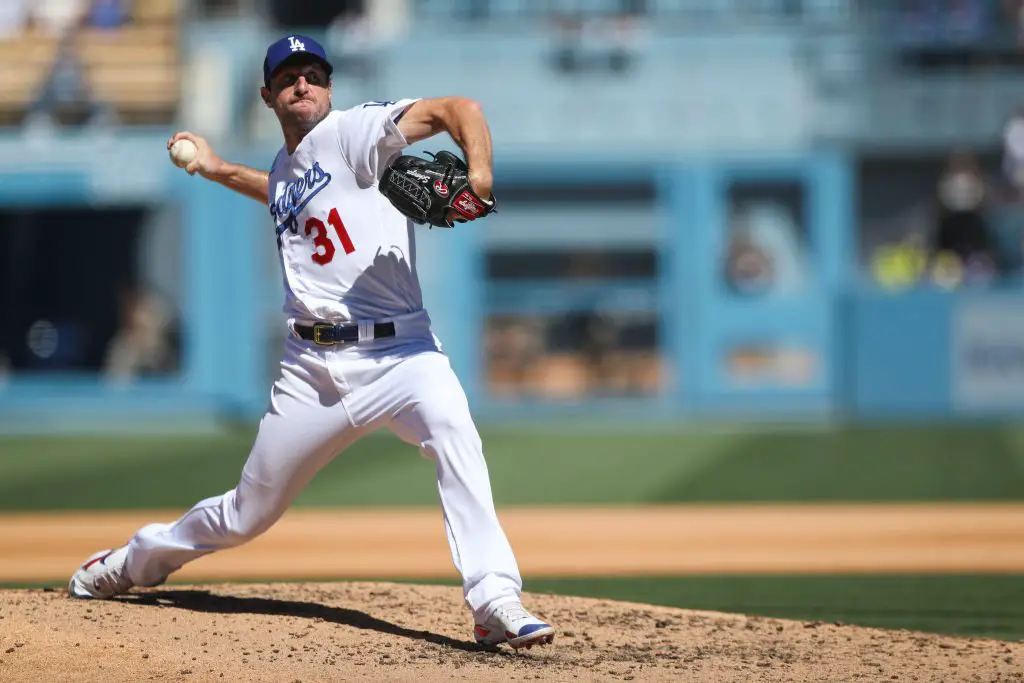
left=295, top=321, right=396, bottom=346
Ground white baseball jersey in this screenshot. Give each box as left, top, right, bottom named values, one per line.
left=268, top=99, right=422, bottom=324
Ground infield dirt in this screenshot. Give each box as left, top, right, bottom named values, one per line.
left=2, top=503, right=1024, bottom=582
left=3, top=582, right=1023, bottom=682
left=2, top=504, right=1023, bottom=681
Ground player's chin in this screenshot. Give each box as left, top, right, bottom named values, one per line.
left=290, top=103, right=326, bottom=125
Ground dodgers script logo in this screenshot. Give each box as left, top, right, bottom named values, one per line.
left=271, top=162, right=332, bottom=239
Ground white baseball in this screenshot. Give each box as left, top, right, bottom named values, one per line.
left=169, top=139, right=198, bottom=169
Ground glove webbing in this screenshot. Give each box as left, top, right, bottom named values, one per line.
left=389, top=171, right=431, bottom=223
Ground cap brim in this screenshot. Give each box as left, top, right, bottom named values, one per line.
left=267, top=53, right=334, bottom=83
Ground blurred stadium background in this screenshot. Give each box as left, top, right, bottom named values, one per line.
left=2, top=0, right=1024, bottom=641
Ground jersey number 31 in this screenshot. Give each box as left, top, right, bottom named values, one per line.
left=305, top=208, right=355, bottom=265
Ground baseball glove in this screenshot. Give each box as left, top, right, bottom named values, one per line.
left=379, top=151, right=496, bottom=228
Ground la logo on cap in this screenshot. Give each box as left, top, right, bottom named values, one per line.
left=288, top=36, right=306, bottom=52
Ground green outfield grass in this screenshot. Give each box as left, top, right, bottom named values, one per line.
left=291, top=574, right=1024, bottom=642
left=4, top=424, right=1021, bottom=642
left=1, top=422, right=1023, bottom=509
left=521, top=575, right=1024, bottom=642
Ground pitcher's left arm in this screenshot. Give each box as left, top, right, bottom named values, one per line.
left=395, top=97, right=493, bottom=201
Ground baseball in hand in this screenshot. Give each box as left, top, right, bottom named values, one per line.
left=169, top=139, right=198, bottom=168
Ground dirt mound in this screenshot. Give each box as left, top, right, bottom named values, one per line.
left=1, top=582, right=1020, bottom=682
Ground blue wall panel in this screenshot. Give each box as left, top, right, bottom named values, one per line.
left=7, top=132, right=1024, bottom=429
left=848, top=290, right=952, bottom=418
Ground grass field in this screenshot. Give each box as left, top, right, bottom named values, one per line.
left=394, top=574, right=1024, bottom=641
left=2, top=422, right=1024, bottom=509
left=523, top=575, right=1024, bottom=641
left=2, top=422, right=1023, bottom=641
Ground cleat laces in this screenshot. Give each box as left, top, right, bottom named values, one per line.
left=93, top=565, right=131, bottom=596
left=494, top=603, right=531, bottom=624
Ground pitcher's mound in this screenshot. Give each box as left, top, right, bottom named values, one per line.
left=1, top=582, right=1019, bottom=682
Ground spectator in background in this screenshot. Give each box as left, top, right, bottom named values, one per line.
left=1004, top=0, right=1024, bottom=46
left=23, top=0, right=121, bottom=130
left=88, top=0, right=127, bottom=30
left=871, top=232, right=930, bottom=291
left=550, top=0, right=647, bottom=75
left=551, top=11, right=584, bottom=73
left=724, top=201, right=809, bottom=298
left=28, top=0, right=85, bottom=36
left=466, top=0, right=490, bottom=22
left=1002, top=105, right=1024, bottom=200
left=269, top=0, right=359, bottom=28
left=25, top=36, right=115, bottom=129
left=547, top=253, right=618, bottom=394
left=325, top=0, right=408, bottom=85
left=948, top=0, right=990, bottom=45
left=198, top=0, right=241, bottom=18
left=102, top=288, right=176, bottom=383
left=0, top=0, right=29, bottom=39
left=932, top=150, right=997, bottom=286
left=724, top=232, right=775, bottom=297
left=897, top=0, right=943, bottom=54
left=608, top=0, right=645, bottom=72
left=899, top=0, right=993, bottom=68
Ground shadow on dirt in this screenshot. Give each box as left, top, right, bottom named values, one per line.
left=117, top=589, right=509, bottom=656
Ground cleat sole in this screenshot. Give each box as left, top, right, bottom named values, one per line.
left=509, top=629, right=555, bottom=650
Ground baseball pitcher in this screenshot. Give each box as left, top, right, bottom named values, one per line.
left=68, top=34, right=555, bottom=651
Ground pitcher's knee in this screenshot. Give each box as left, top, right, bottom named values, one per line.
left=221, top=514, right=274, bottom=547
left=220, top=490, right=280, bottom=547
left=422, top=411, right=482, bottom=452
left=424, top=411, right=460, bottom=436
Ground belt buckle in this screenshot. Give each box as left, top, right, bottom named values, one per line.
left=311, top=323, right=335, bottom=346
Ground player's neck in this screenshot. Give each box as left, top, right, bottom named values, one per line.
left=284, top=129, right=307, bottom=156
left=283, top=118, right=325, bottom=155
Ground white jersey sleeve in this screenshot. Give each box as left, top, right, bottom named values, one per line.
left=336, top=99, right=420, bottom=185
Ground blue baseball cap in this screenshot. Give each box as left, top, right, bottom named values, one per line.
left=263, top=35, right=333, bottom=87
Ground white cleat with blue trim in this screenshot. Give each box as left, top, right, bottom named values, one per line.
left=474, top=602, right=555, bottom=650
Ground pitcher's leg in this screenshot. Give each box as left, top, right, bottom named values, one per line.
left=386, top=353, right=522, bottom=622
left=126, top=364, right=364, bottom=587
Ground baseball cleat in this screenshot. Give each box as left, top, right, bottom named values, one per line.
left=68, top=546, right=134, bottom=599
left=474, top=602, right=555, bottom=649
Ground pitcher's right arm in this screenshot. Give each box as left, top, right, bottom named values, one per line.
left=167, top=132, right=269, bottom=205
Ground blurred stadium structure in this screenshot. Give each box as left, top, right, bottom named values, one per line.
left=3, top=0, right=1024, bottom=431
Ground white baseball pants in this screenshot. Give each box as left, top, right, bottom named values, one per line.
left=124, top=313, right=522, bottom=621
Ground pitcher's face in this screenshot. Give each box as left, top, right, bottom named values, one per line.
left=262, top=62, right=332, bottom=133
